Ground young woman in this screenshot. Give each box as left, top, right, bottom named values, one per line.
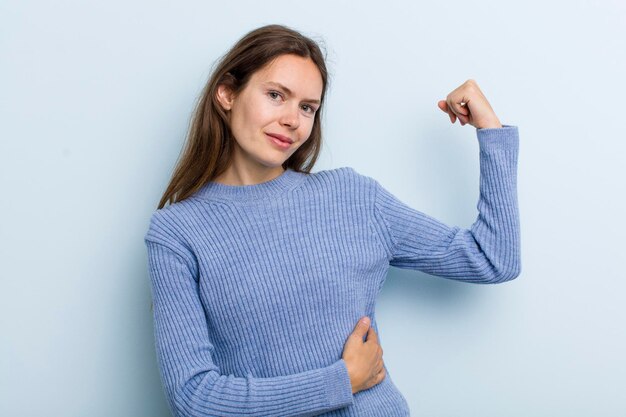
left=144, top=24, right=520, bottom=417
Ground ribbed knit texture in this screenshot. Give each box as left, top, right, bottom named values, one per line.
left=144, top=125, right=520, bottom=417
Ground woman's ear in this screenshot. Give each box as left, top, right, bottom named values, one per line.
left=216, top=84, right=235, bottom=111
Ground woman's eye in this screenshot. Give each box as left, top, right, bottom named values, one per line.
left=268, top=90, right=316, bottom=114
left=268, top=91, right=282, bottom=100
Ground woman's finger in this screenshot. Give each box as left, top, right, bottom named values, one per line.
left=460, top=102, right=470, bottom=124
left=446, top=97, right=460, bottom=118
left=449, top=97, right=469, bottom=125
left=449, top=95, right=469, bottom=117
left=446, top=104, right=455, bottom=123
left=366, top=325, right=378, bottom=344
left=451, top=91, right=470, bottom=116
left=458, top=100, right=469, bottom=116
left=439, top=101, right=456, bottom=123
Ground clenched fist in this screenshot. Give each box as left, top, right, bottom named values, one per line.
left=437, top=79, right=503, bottom=129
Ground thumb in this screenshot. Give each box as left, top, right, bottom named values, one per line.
left=351, top=317, right=371, bottom=340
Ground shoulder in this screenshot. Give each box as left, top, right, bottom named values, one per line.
left=306, top=166, right=377, bottom=189
left=143, top=199, right=202, bottom=274
left=143, top=198, right=203, bottom=248
left=299, top=166, right=380, bottom=206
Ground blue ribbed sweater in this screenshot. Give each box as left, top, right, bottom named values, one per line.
left=144, top=125, right=520, bottom=417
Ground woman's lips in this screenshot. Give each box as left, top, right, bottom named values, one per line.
left=266, top=133, right=292, bottom=150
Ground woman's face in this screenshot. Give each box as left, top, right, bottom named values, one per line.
left=216, top=54, right=323, bottom=172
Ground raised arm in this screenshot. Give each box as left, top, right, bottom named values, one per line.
left=144, top=237, right=353, bottom=417
left=369, top=125, right=521, bottom=284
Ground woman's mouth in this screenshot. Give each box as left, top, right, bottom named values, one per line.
left=266, top=133, right=292, bottom=150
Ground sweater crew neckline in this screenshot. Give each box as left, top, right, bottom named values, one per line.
left=194, top=168, right=306, bottom=202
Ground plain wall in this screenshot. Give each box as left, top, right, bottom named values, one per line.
left=1, top=1, right=625, bottom=416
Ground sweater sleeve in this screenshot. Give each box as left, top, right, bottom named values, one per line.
left=370, top=124, right=521, bottom=284
left=145, top=237, right=354, bottom=417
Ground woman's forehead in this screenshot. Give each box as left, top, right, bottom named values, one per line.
left=252, top=55, right=323, bottom=99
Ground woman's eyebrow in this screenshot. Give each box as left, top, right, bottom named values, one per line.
left=263, top=81, right=320, bottom=104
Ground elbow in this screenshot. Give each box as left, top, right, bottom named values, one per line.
left=467, top=232, right=521, bottom=284
left=169, top=381, right=192, bottom=417
left=493, top=264, right=521, bottom=283
left=487, top=260, right=521, bottom=284
left=471, top=249, right=521, bottom=283
left=169, top=372, right=216, bottom=417
left=483, top=243, right=522, bottom=284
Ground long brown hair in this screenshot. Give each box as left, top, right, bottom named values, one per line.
left=156, top=24, right=330, bottom=210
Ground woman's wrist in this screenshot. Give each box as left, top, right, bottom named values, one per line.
left=477, top=118, right=503, bottom=129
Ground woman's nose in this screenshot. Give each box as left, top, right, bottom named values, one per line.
left=279, top=104, right=300, bottom=129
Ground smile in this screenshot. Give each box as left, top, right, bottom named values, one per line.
left=266, top=133, right=292, bottom=150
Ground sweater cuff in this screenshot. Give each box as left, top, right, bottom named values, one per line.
left=323, top=359, right=354, bottom=409
left=476, top=124, right=519, bottom=152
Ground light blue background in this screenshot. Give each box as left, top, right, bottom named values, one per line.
left=1, top=1, right=625, bottom=416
